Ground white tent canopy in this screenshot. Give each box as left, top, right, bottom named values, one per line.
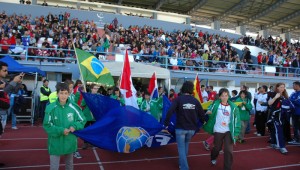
left=104, top=62, right=170, bottom=79
left=230, top=43, right=268, bottom=57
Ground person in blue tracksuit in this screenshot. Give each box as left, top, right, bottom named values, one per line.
left=289, top=81, right=300, bottom=144
left=267, top=83, right=293, bottom=154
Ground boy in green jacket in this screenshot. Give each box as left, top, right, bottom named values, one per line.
left=140, top=91, right=162, bottom=121
left=203, top=88, right=241, bottom=170
left=43, top=83, right=86, bottom=170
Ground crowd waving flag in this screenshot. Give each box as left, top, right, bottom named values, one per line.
left=193, top=74, right=203, bottom=103
left=148, top=72, right=159, bottom=100
left=75, top=48, right=114, bottom=87
left=119, top=50, right=139, bottom=109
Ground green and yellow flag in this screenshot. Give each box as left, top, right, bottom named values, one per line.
left=75, top=48, right=114, bottom=87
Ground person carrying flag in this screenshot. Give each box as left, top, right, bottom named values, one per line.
left=43, top=83, right=86, bottom=170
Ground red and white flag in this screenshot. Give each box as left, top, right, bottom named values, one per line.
left=148, top=72, right=159, bottom=100
left=120, top=50, right=139, bottom=109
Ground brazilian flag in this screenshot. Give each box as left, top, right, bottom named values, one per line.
left=75, top=48, right=114, bottom=87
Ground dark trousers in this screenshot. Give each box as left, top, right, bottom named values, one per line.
left=253, top=99, right=257, bottom=125
left=211, top=132, right=233, bottom=170
left=39, top=100, right=49, bottom=120
left=292, top=115, right=300, bottom=141
left=282, top=118, right=292, bottom=142
left=256, top=111, right=267, bottom=136
left=270, top=121, right=285, bottom=148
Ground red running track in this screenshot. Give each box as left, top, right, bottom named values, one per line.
left=0, top=121, right=299, bottom=170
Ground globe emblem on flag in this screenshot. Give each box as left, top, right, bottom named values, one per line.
left=90, top=58, right=103, bottom=75
left=116, top=127, right=150, bottom=153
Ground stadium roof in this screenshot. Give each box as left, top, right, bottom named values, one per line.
left=58, top=0, right=300, bottom=38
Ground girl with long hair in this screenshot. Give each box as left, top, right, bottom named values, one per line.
left=268, top=83, right=294, bottom=154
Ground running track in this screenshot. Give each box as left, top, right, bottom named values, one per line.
left=0, top=120, right=299, bottom=170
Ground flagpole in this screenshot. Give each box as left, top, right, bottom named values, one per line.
left=72, top=43, right=87, bottom=92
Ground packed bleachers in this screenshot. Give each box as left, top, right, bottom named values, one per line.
left=0, top=11, right=299, bottom=77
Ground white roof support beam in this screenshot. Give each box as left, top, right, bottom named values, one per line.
left=187, top=0, right=208, bottom=15
left=242, top=0, right=288, bottom=25
left=217, top=0, right=248, bottom=20
left=155, top=0, right=167, bottom=10
left=265, top=10, right=300, bottom=29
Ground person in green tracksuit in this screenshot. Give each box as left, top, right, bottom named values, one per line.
left=65, top=79, right=82, bottom=159
left=65, top=80, right=75, bottom=102
left=140, top=91, right=163, bottom=121
left=43, top=82, right=86, bottom=170
left=75, top=84, right=98, bottom=149
left=136, top=91, right=143, bottom=108
left=203, top=88, right=241, bottom=170
left=235, top=90, right=253, bottom=143
left=110, top=87, right=125, bottom=106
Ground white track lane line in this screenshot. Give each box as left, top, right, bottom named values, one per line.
left=93, top=147, right=104, bottom=170
left=253, top=163, right=300, bottom=170
left=0, top=135, right=271, bottom=152
left=1, top=145, right=299, bottom=169
left=0, top=138, right=47, bottom=141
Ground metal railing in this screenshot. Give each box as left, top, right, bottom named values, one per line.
left=1, top=44, right=299, bottom=77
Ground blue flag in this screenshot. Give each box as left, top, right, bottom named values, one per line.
left=74, top=93, right=163, bottom=153
left=161, top=95, right=176, bottom=133
left=144, top=95, right=177, bottom=147
left=80, top=91, right=120, bottom=121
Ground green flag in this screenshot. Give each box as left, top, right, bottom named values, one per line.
left=75, top=48, right=114, bottom=87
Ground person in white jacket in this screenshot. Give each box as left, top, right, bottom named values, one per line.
left=255, top=85, right=268, bottom=136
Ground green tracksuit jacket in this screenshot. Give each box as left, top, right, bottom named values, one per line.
left=235, top=97, right=253, bottom=121
left=203, top=99, right=241, bottom=143
left=110, top=94, right=125, bottom=106
left=140, top=99, right=162, bottom=121
left=43, top=99, right=86, bottom=155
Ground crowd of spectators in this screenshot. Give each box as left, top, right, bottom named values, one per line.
left=237, top=35, right=300, bottom=76
left=0, top=10, right=299, bottom=76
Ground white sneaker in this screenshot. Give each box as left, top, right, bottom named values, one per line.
left=73, top=151, right=82, bottom=159
left=11, top=127, right=18, bottom=130
left=211, top=160, right=217, bottom=165
left=280, top=148, right=288, bottom=155
left=270, top=144, right=280, bottom=149
left=253, top=132, right=257, bottom=134
left=257, top=133, right=261, bottom=136
left=203, top=141, right=210, bottom=151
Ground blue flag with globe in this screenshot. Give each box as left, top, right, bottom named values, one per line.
left=73, top=93, right=163, bottom=153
